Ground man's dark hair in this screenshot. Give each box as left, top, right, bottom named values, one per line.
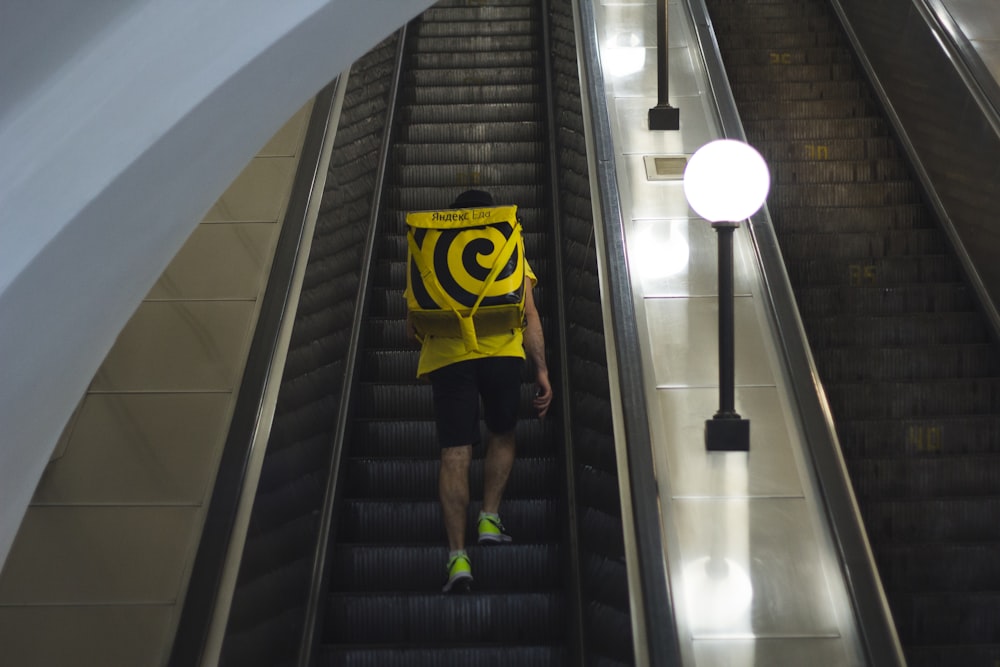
left=450, top=189, right=494, bottom=208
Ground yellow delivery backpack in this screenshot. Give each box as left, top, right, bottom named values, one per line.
left=405, top=204, right=526, bottom=352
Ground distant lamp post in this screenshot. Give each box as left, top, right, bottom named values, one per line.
left=683, top=140, right=770, bottom=451
left=648, top=0, right=680, bottom=130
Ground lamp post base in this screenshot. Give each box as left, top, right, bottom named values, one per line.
left=706, top=416, right=750, bottom=451
left=649, top=104, right=680, bottom=131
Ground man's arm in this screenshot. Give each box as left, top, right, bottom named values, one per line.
left=523, top=278, right=552, bottom=418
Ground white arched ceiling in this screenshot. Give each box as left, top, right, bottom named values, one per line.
left=0, top=0, right=436, bottom=568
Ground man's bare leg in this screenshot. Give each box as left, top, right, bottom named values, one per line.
left=440, top=444, right=472, bottom=551
left=482, top=429, right=516, bottom=515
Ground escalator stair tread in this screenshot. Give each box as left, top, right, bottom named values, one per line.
left=716, top=30, right=844, bottom=49
left=349, top=419, right=552, bottom=457
left=391, top=185, right=545, bottom=211
left=414, top=21, right=536, bottom=40
left=733, top=79, right=869, bottom=102
left=745, top=116, right=889, bottom=139
left=756, top=137, right=900, bottom=162
left=796, top=312, right=989, bottom=346
left=339, top=498, right=559, bottom=543
left=862, top=497, right=1000, bottom=541
left=354, top=382, right=546, bottom=420
left=709, top=15, right=840, bottom=33
left=848, top=455, right=1000, bottom=498
left=393, top=141, right=546, bottom=164
left=888, top=591, right=1000, bottom=644
left=836, top=415, right=1000, bottom=457
left=877, top=541, right=1000, bottom=591
left=769, top=158, right=913, bottom=183
left=409, top=51, right=538, bottom=71
left=329, top=543, right=561, bottom=592
left=317, top=645, right=567, bottom=667
left=398, top=121, right=544, bottom=144
left=814, top=344, right=999, bottom=381
left=786, top=255, right=963, bottom=286
left=721, top=62, right=860, bottom=83
left=394, top=162, right=546, bottom=186
left=904, top=644, right=1000, bottom=667
left=768, top=204, right=933, bottom=232
left=824, top=378, right=1000, bottom=417
left=407, top=68, right=538, bottom=88
left=401, top=83, right=542, bottom=105
left=342, top=457, right=560, bottom=498
left=717, top=45, right=856, bottom=65
left=739, top=98, right=883, bottom=120
left=323, top=591, right=566, bottom=643
left=707, top=1, right=832, bottom=19
left=778, top=228, right=947, bottom=258
left=769, top=181, right=921, bottom=207
left=399, top=102, right=542, bottom=123
left=793, top=283, right=976, bottom=317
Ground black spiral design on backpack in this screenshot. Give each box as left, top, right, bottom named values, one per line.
left=411, top=221, right=522, bottom=310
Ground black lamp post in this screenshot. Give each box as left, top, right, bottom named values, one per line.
left=682, top=140, right=770, bottom=451
left=649, top=0, right=680, bottom=130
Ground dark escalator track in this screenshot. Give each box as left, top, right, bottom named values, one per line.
left=704, top=0, right=1000, bottom=664
left=317, top=1, right=571, bottom=663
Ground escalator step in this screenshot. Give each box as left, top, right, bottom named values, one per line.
left=786, top=255, right=962, bottom=286
left=716, top=45, right=855, bottom=66
left=324, top=592, right=566, bottom=643
left=814, top=344, right=998, bottom=381
left=769, top=181, right=920, bottom=207
left=733, top=80, right=869, bottom=103
left=414, top=20, right=537, bottom=40
left=393, top=141, right=546, bottom=164
left=770, top=159, right=913, bottom=183
left=716, top=30, right=844, bottom=50
left=399, top=102, right=541, bottom=124
left=391, top=185, right=545, bottom=211
left=768, top=204, right=932, bottom=233
left=339, top=498, right=559, bottom=543
left=395, top=162, right=547, bottom=186
left=863, top=498, right=1000, bottom=541
left=794, top=283, right=975, bottom=317
left=825, top=378, right=1000, bottom=418
left=849, top=455, right=1000, bottom=498
left=877, top=542, right=1000, bottom=592
left=755, top=137, right=901, bottom=162
left=318, top=645, right=567, bottom=667
left=836, top=415, right=1000, bottom=458
left=329, top=543, right=561, bottom=592
left=891, top=592, right=1000, bottom=644
left=804, top=312, right=990, bottom=347
left=349, top=418, right=552, bottom=458
left=710, top=15, right=840, bottom=33
left=722, top=63, right=860, bottom=83
left=399, top=121, right=544, bottom=144
left=402, top=83, right=542, bottom=105
left=408, top=68, right=538, bottom=88
left=778, top=229, right=947, bottom=259
left=410, top=51, right=537, bottom=71
left=740, top=98, right=883, bottom=120
left=745, top=116, right=888, bottom=140
left=342, top=457, right=561, bottom=498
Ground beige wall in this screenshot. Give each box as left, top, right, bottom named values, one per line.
left=0, top=101, right=313, bottom=667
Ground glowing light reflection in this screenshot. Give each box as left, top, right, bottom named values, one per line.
left=630, top=225, right=690, bottom=282
left=603, top=31, right=646, bottom=77
left=683, top=555, right=754, bottom=632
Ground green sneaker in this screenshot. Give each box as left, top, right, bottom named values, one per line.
left=477, top=512, right=512, bottom=545
left=443, top=552, right=473, bottom=593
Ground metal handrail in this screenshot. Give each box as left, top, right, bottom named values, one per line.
left=680, top=0, right=907, bottom=664
left=573, top=1, right=684, bottom=665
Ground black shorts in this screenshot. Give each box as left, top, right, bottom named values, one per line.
left=427, top=357, right=524, bottom=448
